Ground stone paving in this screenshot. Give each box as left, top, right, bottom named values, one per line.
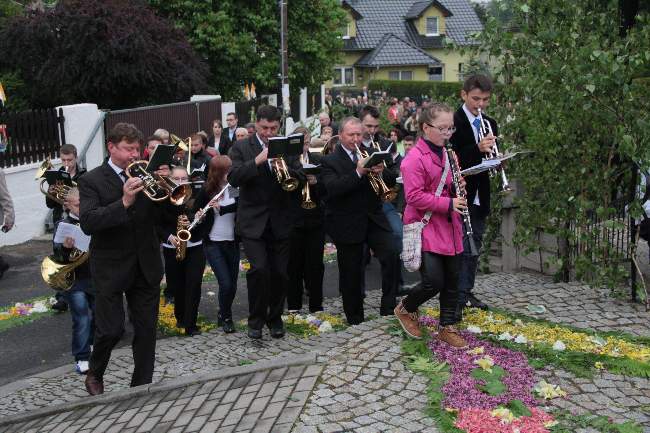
left=1, top=271, right=649, bottom=432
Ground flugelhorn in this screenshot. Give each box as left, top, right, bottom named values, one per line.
left=354, top=144, right=397, bottom=202
left=477, top=108, right=511, bottom=192
left=125, top=160, right=192, bottom=205
left=272, top=156, right=299, bottom=191
left=177, top=183, right=231, bottom=242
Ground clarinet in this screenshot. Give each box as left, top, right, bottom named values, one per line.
left=445, top=139, right=479, bottom=256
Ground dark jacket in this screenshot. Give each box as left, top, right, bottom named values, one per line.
left=208, top=130, right=234, bottom=156
left=227, top=134, right=304, bottom=239
left=52, top=214, right=92, bottom=287
left=450, top=106, right=498, bottom=218
left=321, top=144, right=396, bottom=244
left=78, top=160, right=163, bottom=289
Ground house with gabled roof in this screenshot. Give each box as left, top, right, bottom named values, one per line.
left=329, top=0, right=483, bottom=88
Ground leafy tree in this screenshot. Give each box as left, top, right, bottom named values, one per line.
left=475, top=0, right=650, bottom=291
left=148, top=0, right=346, bottom=100
left=0, top=0, right=210, bottom=109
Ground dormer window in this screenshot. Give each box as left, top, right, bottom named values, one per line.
left=426, top=17, right=439, bottom=36
left=342, top=22, right=351, bottom=39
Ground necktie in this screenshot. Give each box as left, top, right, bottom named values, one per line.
left=352, top=151, right=358, bottom=164
left=472, top=118, right=482, bottom=143
left=119, top=171, right=127, bottom=183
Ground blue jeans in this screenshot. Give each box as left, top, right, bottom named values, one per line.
left=63, top=279, right=95, bottom=361
left=204, top=240, right=240, bottom=322
left=382, top=202, right=403, bottom=252
left=457, top=204, right=486, bottom=306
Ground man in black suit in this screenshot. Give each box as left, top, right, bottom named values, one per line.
left=450, top=74, right=498, bottom=312
left=223, top=112, right=239, bottom=153
left=321, top=117, right=398, bottom=325
left=79, top=123, right=164, bottom=395
left=228, top=105, right=303, bottom=339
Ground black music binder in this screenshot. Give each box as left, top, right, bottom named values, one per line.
left=268, top=134, right=304, bottom=158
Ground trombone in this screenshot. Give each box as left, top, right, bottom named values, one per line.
left=354, top=144, right=397, bottom=202
left=477, top=108, right=511, bottom=192
left=300, top=153, right=316, bottom=210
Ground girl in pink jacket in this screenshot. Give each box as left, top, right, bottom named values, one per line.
left=394, top=103, right=468, bottom=348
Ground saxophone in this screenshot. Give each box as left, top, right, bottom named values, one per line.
left=445, top=139, right=478, bottom=256
left=176, top=214, right=189, bottom=261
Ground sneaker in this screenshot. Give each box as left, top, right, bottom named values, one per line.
left=394, top=301, right=422, bottom=339
left=438, top=325, right=468, bottom=348
left=51, top=299, right=68, bottom=313
left=75, top=360, right=89, bottom=374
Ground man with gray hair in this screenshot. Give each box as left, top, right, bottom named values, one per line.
left=0, top=168, right=15, bottom=278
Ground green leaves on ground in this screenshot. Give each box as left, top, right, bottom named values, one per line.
left=471, top=365, right=507, bottom=395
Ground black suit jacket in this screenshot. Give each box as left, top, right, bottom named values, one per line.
left=78, top=160, right=164, bottom=289
left=450, top=106, right=499, bottom=217
left=208, top=130, right=234, bottom=156
left=289, top=152, right=326, bottom=230
left=227, top=135, right=303, bottom=240
left=321, top=144, right=396, bottom=244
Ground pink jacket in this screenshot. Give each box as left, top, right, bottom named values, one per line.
left=401, top=137, right=464, bottom=256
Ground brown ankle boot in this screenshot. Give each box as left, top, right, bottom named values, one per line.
left=438, top=325, right=468, bottom=348
left=394, top=301, right=422, bottom=339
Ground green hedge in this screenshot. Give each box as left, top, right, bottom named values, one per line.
left=368, top=79, right=463, bottom=104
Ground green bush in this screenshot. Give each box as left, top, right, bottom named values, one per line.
left=368, top=79, right=463, bottom=104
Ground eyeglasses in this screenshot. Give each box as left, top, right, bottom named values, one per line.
left=425, top=123, right=456, bottom=134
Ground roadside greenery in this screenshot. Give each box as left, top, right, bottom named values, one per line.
left=474, top=0, right=650, bottom=292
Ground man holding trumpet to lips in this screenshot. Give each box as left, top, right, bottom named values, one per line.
left=78, top=122, right=164, bottom=395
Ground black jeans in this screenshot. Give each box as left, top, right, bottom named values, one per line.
left=163, top=245, right=206, bottom=330
left=403, top=252, right=460, bottom=327
left=241, top=225, right=290, bottom=330
left=287, top=226, right=325, bottom=312
left=457, top=204, right=486, bottom=306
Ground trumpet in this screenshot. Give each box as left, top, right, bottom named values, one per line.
left=477, top=108, right=511, bottom=192
left=177, top=183, right=231, bottom=242
left=125, top=160, right=192, bottom=205
left=354, top=144, right=397, bottom=202
left=300, top=153, right=316, bottom=210
left=272, top=157, right=299, bottom=191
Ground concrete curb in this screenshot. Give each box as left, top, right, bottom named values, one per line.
left=0, top=352, right=318, bottom=427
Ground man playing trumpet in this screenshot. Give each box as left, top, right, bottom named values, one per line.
left=321, top=117, right=398, bottom=325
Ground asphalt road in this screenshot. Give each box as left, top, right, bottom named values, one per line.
left=0, top=239, right=419, bottom=386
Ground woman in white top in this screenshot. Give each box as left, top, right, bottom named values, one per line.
left=195, top=156, right=239, bottom=333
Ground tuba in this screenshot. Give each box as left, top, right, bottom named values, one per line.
left=477, top=108, right=511, bottom=192
left=300, top=154, right=316, bottom=210
left=354, top=144, right=397, bottom=202
left=41, top=249, right=89, bottom=291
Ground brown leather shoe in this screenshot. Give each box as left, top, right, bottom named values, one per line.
left=438, top=325, right=468, bottom=348
left=394, top=301, right=422, bottom=339
left=85, top=372, right=104, bottom=396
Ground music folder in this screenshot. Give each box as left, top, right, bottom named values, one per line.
left=460, top=151, right=530, bottom=176
left=302, top=163, right=321, bottom=175
left=362, top=150, right=392, bottom=168
left=268, top=134, right=304, bottom=158
left=44, top=169, right=72, bottom=186
left=146, top=144, right=176, bottom=172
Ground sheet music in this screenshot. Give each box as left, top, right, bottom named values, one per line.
left=460, top=151, right=531, bottom=176
left=54, top=222, right=91, bottom=252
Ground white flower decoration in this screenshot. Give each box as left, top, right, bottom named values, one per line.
left=497, top=332, right=514, bottom=341
left=466, top=325, right=482, bottom=334
left=514, top=334, right=528, bottom=344
left=552, top=340, right=566, bottom=351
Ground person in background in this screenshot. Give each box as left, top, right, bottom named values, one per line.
left=0, top=168, right=15, bottom=279
left=188, top=133, right=212, bottom=180
left=245, top=123, right=256, bottom=137
left=389, top=128, right=404, bottom=156
left=144, top=135, right=163, bottom=160
left=234, top=127, right=249, bottom=142
left=320, top=126, right=334, bottom=144
left=153, top=128, right=170, bottom=145
left=197, top=156, right=239, bottom=333
left=207, top=119, right=224, bottom=157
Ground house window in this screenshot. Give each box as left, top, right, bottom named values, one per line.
left=389, top=70, right=414, bottom=81
left=333, top=67, right=354, bottom=86
left=426, top=17, right=439, bottom=36
left=458, top=63, right=464, bottom=81
left=428, top=66, right=444, bottom=81
left=341, top=22, right=351, bottom=39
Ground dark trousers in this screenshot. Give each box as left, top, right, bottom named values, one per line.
left=163, top=245, right=206, bottom=330
left=287, top=226, right=325, bottom=312
left=204, top=239, right=240, bottom=322
left=335, top=220, right=398, bottom=325
left=457, top=204, right=486, bottom=306
left=63, top=279, right=95, bottom=361
left=90, top=266, right=159, bottom=387
left=403, top=252, right=460, bottom=327
left=241, top=225, right=290, bottom=330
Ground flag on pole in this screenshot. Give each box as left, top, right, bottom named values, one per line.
left=0, top=83, right=6, bottom=106
left=244, top=83, right=250, bottom=101
left=250, top=82, right=256, bottom=99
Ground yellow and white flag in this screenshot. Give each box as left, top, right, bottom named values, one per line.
left=0, top=83, right=6, bottom=106
left=250, top=82, right=256, bottom=99
left=244, top=83, right=250, bottom=101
